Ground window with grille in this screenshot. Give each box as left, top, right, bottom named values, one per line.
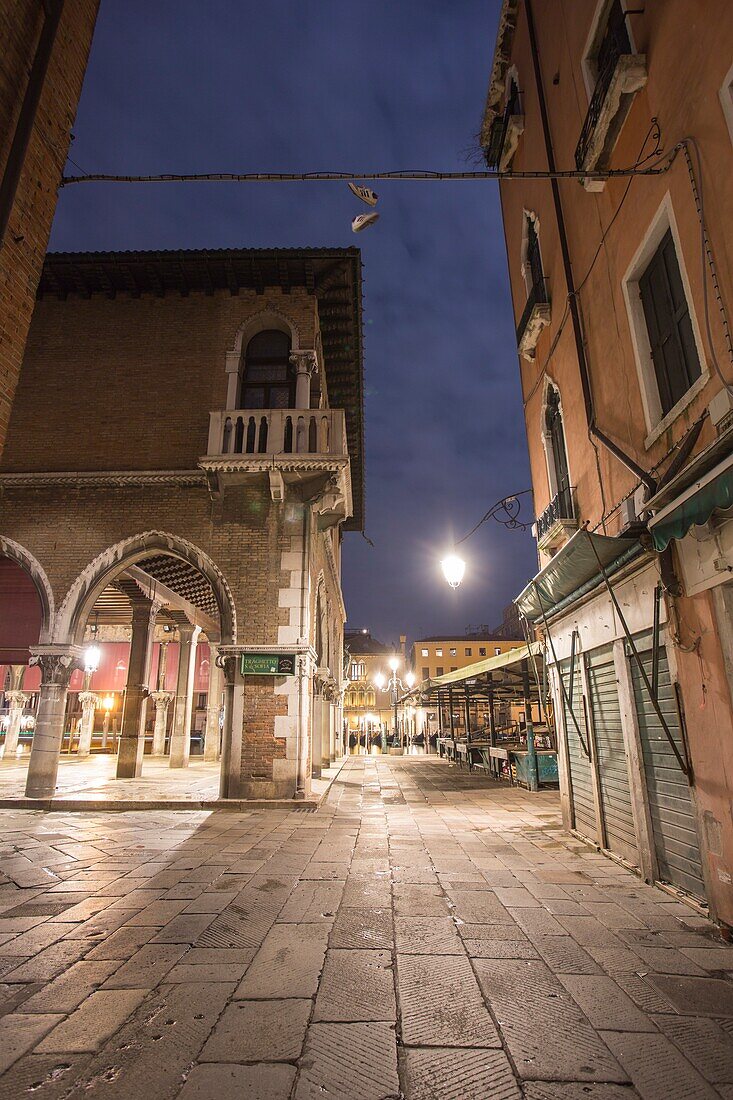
left=240, top=330, right=294, bottom=409
left=639, top=229, right=701, bottom=416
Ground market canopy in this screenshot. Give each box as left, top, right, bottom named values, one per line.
left=648, top=451, right=733, bottom=552
left=514, top=529, right=641, bottom=623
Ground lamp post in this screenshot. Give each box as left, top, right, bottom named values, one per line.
left=440, top=491, right=532, bottom=589
left=77, top=645, right=101, bottom=757
left=374, top=656, right=415, bottom=754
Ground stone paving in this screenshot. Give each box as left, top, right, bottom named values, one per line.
left=0, top=756, right=730, bottom=1098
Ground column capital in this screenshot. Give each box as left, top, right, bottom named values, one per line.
left=215, top=652, right=238, bottom=685
left=150, top=690, right=174, bottom=710
left=29, top=646, right=83, bottom=687
left=289, top=350, right=318, bottom=377
left=6, top=690, right=29, bottom=709
left=176, top=623, right=201, bottom=644
left=78, top=691, right=99, bottom=708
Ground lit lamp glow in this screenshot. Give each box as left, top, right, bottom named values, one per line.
left=84, top=645, right=101, bottom=674
left=102, top=695, right=114, bottom=712
left=374, top=672, right=386, bottom=690
left=388, top=655, right=400, bottom=672
left=405, top=671, right=416, bottom=689
left=441, top=553, right=466, bottom=589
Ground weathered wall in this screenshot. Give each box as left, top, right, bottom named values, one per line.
left=0, top=0, right=98, bottom=457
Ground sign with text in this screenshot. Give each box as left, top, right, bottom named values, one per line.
left=241, top=653, right=296, bottom=676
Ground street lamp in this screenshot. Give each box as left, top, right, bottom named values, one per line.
left=440, top=491, right=532, bottom=588
left=84, top=644, right=101, bottom=676
left=374, top=656, right=414, bottom=753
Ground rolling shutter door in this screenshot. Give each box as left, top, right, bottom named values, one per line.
left=630, top=645, right=704, bottom=899
left=560, top=658, right=597, bottom=842
left=587, top=645, right=638, bottom=866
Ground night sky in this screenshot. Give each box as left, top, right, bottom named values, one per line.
left=49, top=0, right=537, bottom=647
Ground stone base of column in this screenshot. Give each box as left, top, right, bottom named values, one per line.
left=116, top=736, right=144, bottom=779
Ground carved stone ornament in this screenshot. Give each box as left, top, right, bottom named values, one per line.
left=78, top=691, right=99, bottom=710
left=29, top=652, right=79, bottom=687
left=5, top=691, right=29, bottom=711
left=150, top=691, right=174, bottom=712
left=215, top=652, right=238, bottom=685
left=289, top=350, right=318, bottom=377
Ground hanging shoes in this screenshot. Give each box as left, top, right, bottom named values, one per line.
left=352, top=211, right=380, bottom=233
left=348, top=182, right=379, bottom=206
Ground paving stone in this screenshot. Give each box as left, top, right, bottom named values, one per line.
left=200, top=998, right=310, bottom=1063
left=457, top=922, right=529, bottom=941
left=85, top=924, right=157, bottom=959
left=397, top=954, right=501, bottom=1048
left=2, top=939, right=90, bottom=983
left=103, top=943, right=187, bottom=988
left=0, top=1013, right=64, bottom=1074
left=182, top=947, right=255, bottom=966
left=474, top=958, right=626, bottom=1081
left=508, top=907, right=568, bottom=937
left=0, top=1052, right=92, bottom=1100
left=401, top=1047, right=521, bottom=1099
left=602, top=1030, right=718, bottom=1099
left=462, top=938, right=538, bottom=959
left=631, top=945, right=707, bottom=975
left=679, top=947, right=733, bottom=971
left=523, top=1085, right=640, bottom=1099
left=533, top=936, right=602, bottom=974
left=329, top=906, right=393, bottom=950
left=652, top=1014, right=733, bottom=1082
left=395, top=916, right=462, bottom=954
left=314, top=949, right=395, bottom=1021
left=394, top=884, right=448, bottom=917
left=277, top=881, right=343, bottom=923
left=295, top=1021, right=398, bottom=1099
left=124, top=899, right=190, bottom=926
left=647, top=974, right=733, bottom=1016
left=447, top=888, right=513, bottom=923
left=166, top=961, right=250, bottom=982
left=235, top=923, right=329, bottom=999
left=340, top=877, right=392, bottom=908
left=22, top=959, right=122, bottom=1012
left=179, top=1063, right=296, bottom=1099
left=37, top=988, right=148, bottom=1052
left=558, top=974, right=656, bottom=1031
left=154, top=913, right=218, bottom=943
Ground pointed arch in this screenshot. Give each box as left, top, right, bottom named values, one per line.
left=0, top=536, right=55, bottom=643
left=54, top=531, right=237, bottom=645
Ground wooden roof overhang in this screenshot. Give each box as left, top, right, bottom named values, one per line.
left=37, top=248, right=365, bottom=530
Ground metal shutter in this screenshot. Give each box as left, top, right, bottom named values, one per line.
left=630, top=645, right=705, bottom=899
left=560, top=658, right=597, bottom=842
left=587, top=645, right=638, bottom=866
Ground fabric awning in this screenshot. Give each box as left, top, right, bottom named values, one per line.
left=649, top=453, right=733, bottom=551
left=515, top=529, right=641, bottom=623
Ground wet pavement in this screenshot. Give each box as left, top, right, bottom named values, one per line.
left=0, top=755, right=731, bottom=1098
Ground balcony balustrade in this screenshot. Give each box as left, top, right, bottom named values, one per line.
left=574, top=9, right=646, bottom=190
left=207, top=407, right=347, bottom=459
left=536, top=487, right=577, bottom=551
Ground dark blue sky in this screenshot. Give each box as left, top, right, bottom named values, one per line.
left=50, top=0, right=537, bottom=646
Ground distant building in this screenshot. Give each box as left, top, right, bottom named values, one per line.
left=343, top=629, right=406, bottom=747
left=0, top=0, right=99, bottom=457
left=412, top=632, right=523, bottom=683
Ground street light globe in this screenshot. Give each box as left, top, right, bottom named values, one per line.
left=374, top=672, right=386, bottom=689
left=405, top=671, right=416, bottom=689
left=84, top=644, right=101, bottom=673
left=388, top=655, right=400, bottom=672
left=441, top=553, right=466, bottom=588
left=102, top=695, right=114, bottom=711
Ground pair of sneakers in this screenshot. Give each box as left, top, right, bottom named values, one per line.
left=349, top=182, right=380, bottom=232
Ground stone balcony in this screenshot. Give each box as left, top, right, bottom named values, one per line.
left=199, top=408, right=352, bottom=525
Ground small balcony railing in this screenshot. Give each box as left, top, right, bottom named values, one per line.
left=574, top=9, right=645, bottom=178
left=536, top=486, right=576, bottom=544
left=207, top=407, right=347, bottom=459
left=516, top=278, right=549, bottom=347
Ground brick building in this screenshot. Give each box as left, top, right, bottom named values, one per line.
left=0, top=246, right=364, bottom=800
left=483, top=0, right=733, bottom=925
left=0, top=0, right=99, bottom=457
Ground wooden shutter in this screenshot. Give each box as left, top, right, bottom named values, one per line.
left=639, top=229, right=701, bottom=416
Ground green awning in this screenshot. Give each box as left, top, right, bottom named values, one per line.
left=649, top=458, right=733, bottom=551
left=515, top=529, right=640, bottom=623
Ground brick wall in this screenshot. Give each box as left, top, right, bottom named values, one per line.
left=0, top=0, right=98, bottom=459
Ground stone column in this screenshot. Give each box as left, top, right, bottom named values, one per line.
left=290, top=350, right=318, bottom=409
left=321, top=683, right=332, bottom=770
left=218, top=652, right=238, bottom=799
left=169, top=623, right=201, bottom=769
left=116, top=599, right=159, bottom=780
left=150, top=691, right=173, bottom=756
left=25, top=648, right=81, bottom=799
left=4, top=690, right=28, bottom=756
left=76, top=691, right=99, bottom=757
left=204, top=648, right=223, bottom=762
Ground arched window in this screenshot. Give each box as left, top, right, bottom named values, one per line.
left=544, top=385, right=571, bottom=510
left=366, top=689, right=376, bottom=708
left=240, top=330, right=294, bottom=409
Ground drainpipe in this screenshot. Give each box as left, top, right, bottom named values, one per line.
left=524, top=0, right=656, bottom=498
left=0, top=1, right=65, bottom=249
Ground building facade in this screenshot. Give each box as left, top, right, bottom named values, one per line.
left=0, top=247, right=364, bottom=800
left=343, top=629, right=397, bottom=748
left=484, top=0, right=733, bottom=926
left=412, top=634, right=523, bottom=682
left=0, top=0, right=99, bottom=457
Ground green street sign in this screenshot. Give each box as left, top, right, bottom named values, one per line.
left=241, top=653, right=296, bottom=676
